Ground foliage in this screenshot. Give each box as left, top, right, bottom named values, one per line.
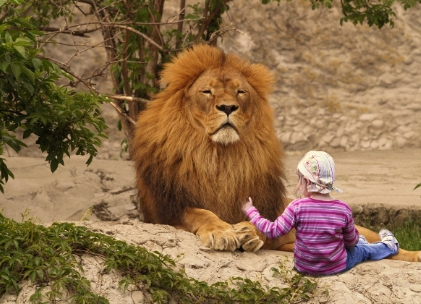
left=0, top=0, right=108, bottom=192
left=0, top=212, right=320, bottom=303
left=391, top=216, right=421, bottom=251
left=269, top=0, right=420, bottom=29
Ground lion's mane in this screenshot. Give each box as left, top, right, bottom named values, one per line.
left=132, top=44, right=287, bottom=226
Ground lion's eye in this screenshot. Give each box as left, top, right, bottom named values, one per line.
left=202, top=89, right=212, bottom=95
left=237, top=89, right=247, bottom=96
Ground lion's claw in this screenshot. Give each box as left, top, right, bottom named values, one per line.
left=197, top=225, right=239, bottom=251
left=242, top=237, right=264, bottom=252
left=233, top=221, right=265, bottom=252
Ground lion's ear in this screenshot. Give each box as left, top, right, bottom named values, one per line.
left=242, top=64, right=276, bottom=98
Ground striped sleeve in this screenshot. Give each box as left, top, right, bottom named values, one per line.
left=245, top=205, right=296, bottom=239
left=342, top=207, right=359, bottom=248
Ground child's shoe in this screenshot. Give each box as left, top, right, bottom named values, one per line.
left=358, top=235, right=369, bottom=244
left=379, top=229, right=399, bottom=253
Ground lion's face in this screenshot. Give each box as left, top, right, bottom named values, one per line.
left=185, top=68, right=257, bottom=145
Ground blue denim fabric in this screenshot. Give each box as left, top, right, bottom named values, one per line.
left=345, top=236, right=397, bottom=270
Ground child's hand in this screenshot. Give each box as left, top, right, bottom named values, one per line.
left=242, top=197, right=254, bottom=213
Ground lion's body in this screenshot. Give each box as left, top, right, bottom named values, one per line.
left=132, top=44, right=421, bottom=261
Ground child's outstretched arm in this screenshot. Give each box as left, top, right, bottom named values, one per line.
left=242, top=197, right=295, bottom=239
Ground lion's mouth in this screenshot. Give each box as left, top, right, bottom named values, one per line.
left=212, top=122, right=238, bottom=135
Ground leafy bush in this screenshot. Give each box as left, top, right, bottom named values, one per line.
left=0, top=0, right=108, bottom=192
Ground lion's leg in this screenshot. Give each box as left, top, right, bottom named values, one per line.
left=178, top=208, right=239, bottom=251
left=356, top=225, right=421, bottom=262
left=277, top=243, right=295, bottom=251
left=263, top=229, right=296, bottom=251
left=388, top=249, right=421, bottom=262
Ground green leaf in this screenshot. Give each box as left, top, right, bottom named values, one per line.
left=15, top=18, right=37, bottom=31
left=50, top=158, right=59, bottom=172
left=30, top=116, right=40, bottom=124
left=0, top=0, right=7, bottom=9
left=21, top=65, right=35, bottom=84
left=414, top=183, right=421, bottom=190
left=0, top=61, right=9, bottom=73
left=14, top=37, right=32, bottom=46
left=0, top=24, right=10, bottom=33
left=85, top=155, right=94, bottom=166
left=1, top=134, right=26, bottom=153
left=32, top=58, right=43, bottom=70
left=10, top=63, right=21, bottom=79
left=13, top=45, right=26, bottom=58
left=23, top=82, right=35, bottom=94
left=5, top=32, right=12, bottom=43
left=0, top=160, right=14, bottom=182
left=23, top=129, right=32, bottom=139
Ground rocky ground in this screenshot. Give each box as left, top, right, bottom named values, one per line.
left=1, top=150, right=421, bottom=303
left=3, top=220, right=421, bottom=304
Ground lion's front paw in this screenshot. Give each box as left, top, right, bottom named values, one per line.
left=241, top=237, right=264, bottom=252
left=233, top=222, right=265, bottom=252
left=196, top=223, right=239, bottom=251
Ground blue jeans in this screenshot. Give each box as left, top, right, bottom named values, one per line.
left=345, top=237, right=397, bottom=270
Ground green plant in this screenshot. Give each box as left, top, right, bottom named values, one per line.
left=0, top=212, right=321, bottom=303
left=0, top=0, right=108, bottom=192
left=296, top=0, right=420, bottom=29
left=391, top=217, right=421, bottom=251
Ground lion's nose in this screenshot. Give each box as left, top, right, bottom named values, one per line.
left=216, top=104, right=239, bottom=116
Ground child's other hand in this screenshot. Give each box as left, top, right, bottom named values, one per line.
left=242, top=197, right=254, bottom=213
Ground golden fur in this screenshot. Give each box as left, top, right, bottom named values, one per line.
left=132, top=44, right=286, bottom=225
left=132, top=44, right=421, bottom=261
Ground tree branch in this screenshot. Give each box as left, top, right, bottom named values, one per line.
left=36, top=54, right=140, bottom=126
left=176, top=0, right=186, bottom=49
left=39, top=26, right=98, bottom=37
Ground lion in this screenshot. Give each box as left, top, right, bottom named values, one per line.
left=132, top=44, right=420, bottom=262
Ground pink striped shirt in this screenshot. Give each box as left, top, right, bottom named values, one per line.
left=245, top=197, right=359, bottom=275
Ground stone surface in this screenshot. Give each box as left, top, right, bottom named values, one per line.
left=219, top=0, right=421, bottom=154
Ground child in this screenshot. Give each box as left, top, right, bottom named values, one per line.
left=242, top=150, right=399, bottom=276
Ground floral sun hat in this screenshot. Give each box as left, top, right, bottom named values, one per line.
left=297, top=151, right=343, bottom=194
